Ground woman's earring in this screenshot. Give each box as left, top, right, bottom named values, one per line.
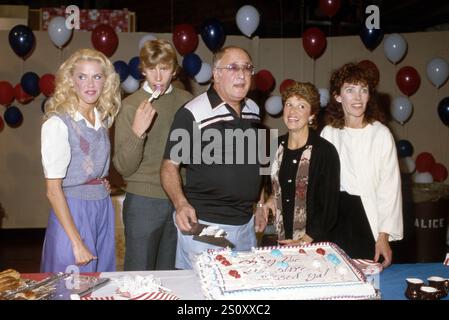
left=308, top=118, right=314, bottom=125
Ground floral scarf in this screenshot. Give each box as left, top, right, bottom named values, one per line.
left=271, top=141, right=312, bottom=241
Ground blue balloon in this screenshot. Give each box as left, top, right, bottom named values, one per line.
left=182, top=53, right=202, bottom=77
left=437, top=96, right=449, bottom=126
left=201, top=18, right=226, bottom=52
left=128, top=56, right=143, bottom=80
left=8, top=25, right=35, bottom=59
left=360, top=26, right=383, bottom=51
left=397, top=139, right=414, bottom=158
left=4, top=106, right=23, bottom=127
left=113, top=60, right=130, bottom=82
left=21, top=72, right=40, bottom=97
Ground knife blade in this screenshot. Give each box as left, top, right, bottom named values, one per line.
left=70, top=277, right=110, bottom=300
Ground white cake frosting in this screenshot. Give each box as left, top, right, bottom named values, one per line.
left=194, top=242, right=378, bottom=300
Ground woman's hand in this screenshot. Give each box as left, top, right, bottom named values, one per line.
left=72, top=241, right=97, bottom=266
left=278, top=234, right=313, bottom=246
left=101, top=178, right=111, bottom=193
left=374, top=232, right=392, bottom=268
left=254, top=197, right=276, bottom=233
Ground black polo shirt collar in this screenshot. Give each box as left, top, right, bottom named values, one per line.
left=207, top=85, right=247, bottom=113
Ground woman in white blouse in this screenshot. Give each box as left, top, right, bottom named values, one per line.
left=321, top=63, right=403, bottom=267
left=40, top=48, right=120, bottom=272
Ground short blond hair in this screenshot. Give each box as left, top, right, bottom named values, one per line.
left=139, top=39, right=179, bottom=75
left=44, top=48, right=120, bottom=127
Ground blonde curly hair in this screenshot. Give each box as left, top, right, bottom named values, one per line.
left=44, top=48, right=121, bottom=127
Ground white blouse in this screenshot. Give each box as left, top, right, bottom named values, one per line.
left=41, top=108, right=103, bottom=179
left=320, top=121, right=403, bottom=242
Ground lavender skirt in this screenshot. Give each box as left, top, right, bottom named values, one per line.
left=40, top=196, right=116, bottom=273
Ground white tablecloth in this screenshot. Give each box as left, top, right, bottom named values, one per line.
left=91, top=270, right=203, bottom=300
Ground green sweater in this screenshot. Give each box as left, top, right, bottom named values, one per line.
left=113, top=86, right=192, bottom=198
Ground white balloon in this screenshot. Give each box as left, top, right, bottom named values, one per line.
left=236, top=5, right=260, bottom=37
left=391, top=96, right=413, bottom=124
left=194, top=62, right=212, bottom=84
left=426, top=57, right=449, bottom=88
left=265, top=95, right=283, bottom=116
left=413, top=172, right=433, bottom=184
left=138, top=34, right=157, bottom=51
left=399, top=156, right=416, bottom=174
left=318, top=88, right=329, bottom=107
left=121, top=75, right=140, bottom=93
left=48, top=16, right=73, bottom=48
left=383, top=33, right=407, bottom=64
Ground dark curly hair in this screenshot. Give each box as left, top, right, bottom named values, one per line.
left=325, top=63, right=386, bottom=128
left=282, top=81, right=320, bottom=129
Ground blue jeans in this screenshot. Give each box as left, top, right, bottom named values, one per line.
left=174, top=214, right=257, bottom=269
left=123, top=193, right=177, bottom=270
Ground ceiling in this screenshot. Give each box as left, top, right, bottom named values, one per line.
left=3, top=0, right=449, bottom=37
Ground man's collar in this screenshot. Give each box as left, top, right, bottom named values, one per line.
left=142, top=81, right=173, bottom=95
left=207, top=86, right=246, bottom=110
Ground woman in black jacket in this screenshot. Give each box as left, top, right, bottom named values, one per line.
left=259, top=82, right=340, bottom=245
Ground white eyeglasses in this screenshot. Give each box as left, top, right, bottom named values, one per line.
left=215, top=63, right=255, bottom=76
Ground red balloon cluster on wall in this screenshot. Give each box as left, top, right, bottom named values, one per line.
left=430, top=163, right=448, bottom=182
left=0, top=81, right=15, bottom=106
left=415, top=152, right=436, bottom=173
left=14, top=84, right=33, bottom=104
left=39, top=74, right=56, bottom=97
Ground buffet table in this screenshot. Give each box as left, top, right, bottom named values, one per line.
left=21, top=263, right=448, bottom=300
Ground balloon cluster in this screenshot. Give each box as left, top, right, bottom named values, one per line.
left=397, top=140, right=448, bottom=183
left=0, top=73, right=55, bottom=107
left=114, top=56, right=141, bottom=94
left=414, top=152, right=448, bottom=183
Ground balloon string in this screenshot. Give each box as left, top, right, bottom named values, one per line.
left=328, top=23, right=332, bottom=70
left=312, top=59, right=316, bottom=85
left=280, top=0, right=284, bottom=81
left=170, top=0, right=174, bottom=34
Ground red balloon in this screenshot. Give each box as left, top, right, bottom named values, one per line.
left=430, top=163, right=448, bottom=182
left=302, top=27, right=327, bottom=59
left=280, top=79, right=296, bottom=95
left=91, top=24, right=118, bottom=57
left=415, top=152, right=436, bottom=173
left=172, top=24, right=199, bottom=56
left=0, top=81, right=15, bottom=106
left=14, top=83, right=33, bottom=104
left=396, top=66, right=420, bottom=96
left=358, top=59, right=380, bottom=88
left=255, top=70, right=275, bottom=92
left=39, top=73, right=55, bottom=97
left=319, top=0, right=341, bottom=18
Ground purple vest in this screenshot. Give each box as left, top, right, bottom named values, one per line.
left=58, top=114, right=110, bottom=200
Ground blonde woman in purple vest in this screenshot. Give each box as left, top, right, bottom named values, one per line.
left=40, top=48, right=121, bottom=272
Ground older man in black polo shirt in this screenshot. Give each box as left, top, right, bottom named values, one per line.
left=161, top=46, right=267, bottom=269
